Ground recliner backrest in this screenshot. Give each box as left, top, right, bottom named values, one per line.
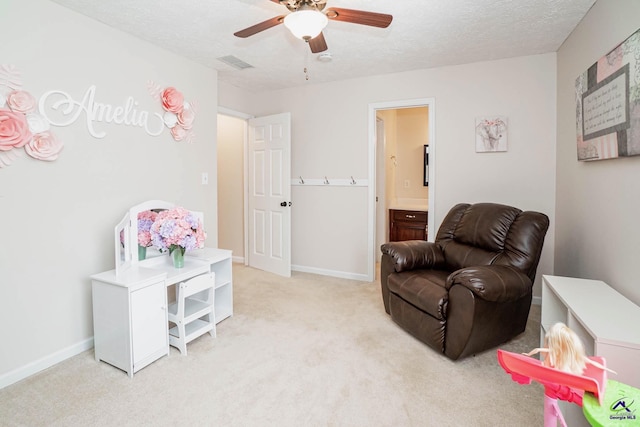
left=436, top=203, right=549, bottom=282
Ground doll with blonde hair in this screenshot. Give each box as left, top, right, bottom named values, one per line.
left=524, top=322, right=616, bottom=375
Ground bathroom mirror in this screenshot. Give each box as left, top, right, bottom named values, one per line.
left=423, top=145, right=429, bottom=186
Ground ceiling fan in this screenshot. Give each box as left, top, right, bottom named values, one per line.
left=234, top=0, right=393, bottom=54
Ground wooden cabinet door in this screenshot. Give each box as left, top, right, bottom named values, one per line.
left=389, top=209, right=427, bottom=242
left=393, top=222, right=427, bottom=241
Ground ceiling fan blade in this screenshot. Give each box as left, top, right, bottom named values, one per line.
left=325, top=7, right=393, bottom=28
left=308, top=32, right=328, bottom=53
left=234, top=15, right=285, bottom=38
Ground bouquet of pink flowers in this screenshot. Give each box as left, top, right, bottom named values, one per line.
left=137, top=210, right=158, bottom=248
left=150, top=206, right=206, bottom=255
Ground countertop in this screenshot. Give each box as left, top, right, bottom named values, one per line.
left=389, top=204, right=428, bottom=212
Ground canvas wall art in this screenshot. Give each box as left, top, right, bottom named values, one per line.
left=575, top=27, right=640, bottom=161
left=475, top=116, right=508, bottom=152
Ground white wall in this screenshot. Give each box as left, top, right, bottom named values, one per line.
left=0, top=0, right=218, bottom=385
left=555, top=0, right=640, bottom=305
left=220, top=53, right=557, bottom=290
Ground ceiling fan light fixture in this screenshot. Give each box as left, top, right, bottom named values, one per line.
left=284, top=10, right=328, bottom=41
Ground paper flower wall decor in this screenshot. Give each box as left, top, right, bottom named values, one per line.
left=0, top=65, right=63, bottom=167
left=148, top=81, right=197, bottom=143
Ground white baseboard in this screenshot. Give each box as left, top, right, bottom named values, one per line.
left=532, top=295, right=542, bottom=306
left=0, top=337, right=94, bottom=390
left=292, top=264, right=369, bottom=281
left=232, top=255, right=244, bottom=264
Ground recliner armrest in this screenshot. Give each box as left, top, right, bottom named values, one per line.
left=380, top=240, right=445, bottom=273
left=446, top=265, right=531, bottom=302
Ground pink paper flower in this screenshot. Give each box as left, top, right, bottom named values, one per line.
left=151, top=85, right=195, bottom=142
left=7, top=90, right=37, bottom=114
left=170, top=125, right=187, bottom=141
left=25, top=131, right=63, bottom=161
left=161, top=87, right=184, bottom=114
left=0, top=109, right=32, bottom=151
left=177, top=107, right=195, bottom=129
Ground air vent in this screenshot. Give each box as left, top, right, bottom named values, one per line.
left=217, top=55, right=254, bottom=70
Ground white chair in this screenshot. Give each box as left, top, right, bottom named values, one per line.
left=167, top=272, right=216, bottom=355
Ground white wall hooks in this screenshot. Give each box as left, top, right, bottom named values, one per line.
left=291, top=176, right=368, bottom=187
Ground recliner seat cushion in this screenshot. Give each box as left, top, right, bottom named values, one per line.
left=387, top=270, right=450, bottom=320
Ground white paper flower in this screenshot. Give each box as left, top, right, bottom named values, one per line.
left=163, top=111, right=178, bottom=128
left=0, top=93, right=6, bottom=108
left=26, top=112, right=50, bottom=134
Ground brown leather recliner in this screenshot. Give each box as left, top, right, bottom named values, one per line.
left=380, top=202, right=549, bottom=360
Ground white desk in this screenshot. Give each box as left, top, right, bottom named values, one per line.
left=91, top=247, right=233, bottom=377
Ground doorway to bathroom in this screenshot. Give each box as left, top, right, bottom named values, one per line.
left=369, top=99, right=435, bottom=271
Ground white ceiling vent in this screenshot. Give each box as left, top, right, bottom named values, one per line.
left=217, top=55, right=254, bottom=70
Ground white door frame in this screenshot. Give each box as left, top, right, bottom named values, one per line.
left=368, top=98, right=436, bottom=281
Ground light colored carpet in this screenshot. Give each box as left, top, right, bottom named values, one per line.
left=1, top=264, right=544, bottom=426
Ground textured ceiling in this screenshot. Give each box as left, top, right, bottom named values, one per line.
left=49, top=0, right=596, bottom=92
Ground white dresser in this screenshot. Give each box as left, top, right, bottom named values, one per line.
left=541, top=275, right=640, bottom=425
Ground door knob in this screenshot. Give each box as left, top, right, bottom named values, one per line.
left=280, top=201, right=292, bottom=207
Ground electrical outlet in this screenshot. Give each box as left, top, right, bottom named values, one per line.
left=404, top=179, right=410, bottom=188
left=201, top=172, right=208, bottom=185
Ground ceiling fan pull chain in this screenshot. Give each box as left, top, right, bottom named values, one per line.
left=304, top=47, right=310, bottom=81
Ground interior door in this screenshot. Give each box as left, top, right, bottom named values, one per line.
left=248, top=113, right=291, bottom=277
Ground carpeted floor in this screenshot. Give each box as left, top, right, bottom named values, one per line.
left=0, top=264, right=544, bottom=426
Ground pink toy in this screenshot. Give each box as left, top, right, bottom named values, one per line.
left=497, top=349, right=608, bottom=426
left=524, top=323, right=616, bottom=376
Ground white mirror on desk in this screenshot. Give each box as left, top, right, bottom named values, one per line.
left=114, top=212, right=132, bottom=277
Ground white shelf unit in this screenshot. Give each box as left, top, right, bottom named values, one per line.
left=188, top=248, right=233, bottom=323
left=541, top=275, right=640, bottom=426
